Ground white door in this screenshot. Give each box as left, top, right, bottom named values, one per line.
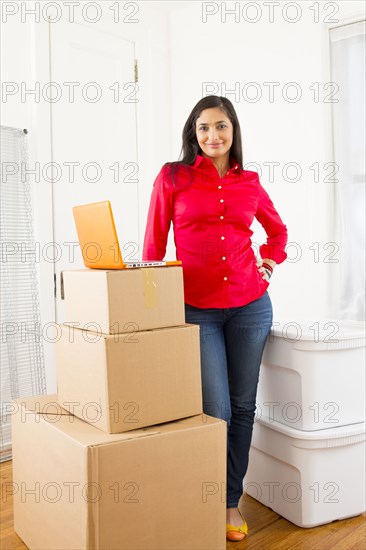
left=49, top=18, right=138, bottom=323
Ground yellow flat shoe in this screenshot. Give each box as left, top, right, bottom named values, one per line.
left=226, top=509, right=248, bottom=541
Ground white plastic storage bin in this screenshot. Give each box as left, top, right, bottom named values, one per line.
left=257, top=319, right=366, bottom=430
left=245, top=417, right=366, bottom=528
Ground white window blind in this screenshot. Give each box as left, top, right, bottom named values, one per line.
left=330, top=21, right=366, bottom=320
left=0, top=126, right=46, bottom=461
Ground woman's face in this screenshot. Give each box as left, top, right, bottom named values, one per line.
left=195, top=107, right=233, bottom=162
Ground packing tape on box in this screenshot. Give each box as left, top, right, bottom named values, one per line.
left=142, top=268, right=157, bottom=308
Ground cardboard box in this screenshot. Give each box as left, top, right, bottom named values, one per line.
left=12, top=396, right=226, bottom=550
left=61, top=267, right=185, bottom=334
left=56, top=323, right=203, bottom=433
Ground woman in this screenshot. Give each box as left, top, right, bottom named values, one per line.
left=142, top=95, right=288, bottom=542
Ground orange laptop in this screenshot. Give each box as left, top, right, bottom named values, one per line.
left=72, top=200, right=181, bottom=269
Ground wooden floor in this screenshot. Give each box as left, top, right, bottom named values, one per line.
left=1, top=460, right=365, bottom=550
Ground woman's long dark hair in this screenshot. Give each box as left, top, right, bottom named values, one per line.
left=178, top=95, right=243, bottom=168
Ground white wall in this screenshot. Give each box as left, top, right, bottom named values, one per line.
left=1, top=12, right=55, bottom=390
left=1, top=1, right=171, bottom=392
left=1, top=1, right=171, bottom=248
left=167, top=0, right=365, bottom=321
left=1, top=1, right=364, bottom=394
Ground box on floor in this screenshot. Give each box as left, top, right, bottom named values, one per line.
left=12, top=396, right=227, bottom=550
left=56, top=323, right=202, bottom=433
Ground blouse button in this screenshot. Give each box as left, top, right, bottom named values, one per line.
left=220, top=216, right=224, bottom=220
left=223, top=277, right=228, bottom=281
left=222, top=256, right=226, bottom=261
left=218, top=185, right=222, bottom=189
left=220, top=199, right=224, bottom=203
left=221, top=236, right=225, bottom=240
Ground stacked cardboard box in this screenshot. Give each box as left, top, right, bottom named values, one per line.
left=12, top=267, right=226, bottom=550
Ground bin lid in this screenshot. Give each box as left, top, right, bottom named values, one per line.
left=270, top=319, right=365, bottom=342
left=257, top=416, right=366, bottom=440
left=254, top=418, right=366, bottom=450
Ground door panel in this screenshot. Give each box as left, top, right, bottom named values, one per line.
left=49, top=18, right=138, bottom=323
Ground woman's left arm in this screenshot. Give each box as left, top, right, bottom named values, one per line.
left=255, top=175, right=288, bottom=278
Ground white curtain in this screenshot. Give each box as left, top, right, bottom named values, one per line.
left=330, top=21, right=366, bottom=321
left=0, top=127, right=46, bottom=461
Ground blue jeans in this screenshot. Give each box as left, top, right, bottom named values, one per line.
left=184, top=291, right=273, bottom=508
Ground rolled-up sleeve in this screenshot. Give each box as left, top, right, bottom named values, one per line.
left=255, top=176, right=288, bottom=264
left=142, top=165, right=173, bottom=261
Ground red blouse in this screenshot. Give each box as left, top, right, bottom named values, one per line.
left=142, top=154, right=288, bottom=308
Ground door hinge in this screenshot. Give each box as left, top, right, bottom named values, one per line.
left=60, top=272, right=65, bottom=300
left=134, top=59, right=138, bottom=83
left=54, top=273, right=56, bottom=298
